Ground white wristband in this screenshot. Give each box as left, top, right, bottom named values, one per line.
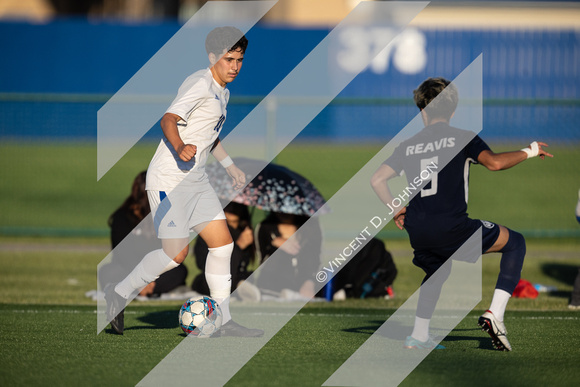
left=521, top=141, right=539, bottom=159
left=220, top=156, right=233, bottom=168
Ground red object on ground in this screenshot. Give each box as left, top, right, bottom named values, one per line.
left=512, top=279, right=539, bottom=299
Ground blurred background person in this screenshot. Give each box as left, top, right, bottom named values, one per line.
left=331, top=237, right=397, bottom=301
left=255, top=212, right=322, bottom=300
left=98, top=171, right=188, bottom=298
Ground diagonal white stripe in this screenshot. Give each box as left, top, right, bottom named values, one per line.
left=323, top=229, right=482, bottom=386
left=96, top=1, right=278, bottom=334
left=96, top=1, right=277, bottom=180
left=137, top=2, right=429, bottom=386
left=97, top=1, right=430, bottom=334
left=320, top=54, right=483, bottom=386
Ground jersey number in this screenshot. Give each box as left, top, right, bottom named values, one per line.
left=213, top=114, right=225, bottom=132
left=420, top=156, right=438, bottom=197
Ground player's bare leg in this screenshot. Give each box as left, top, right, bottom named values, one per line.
left=198, top=219, right=263, bottom=337
left=106, top=238, right=187, bottom=334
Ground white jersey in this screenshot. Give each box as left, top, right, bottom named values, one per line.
left=146, top=68, right=229, bottom=192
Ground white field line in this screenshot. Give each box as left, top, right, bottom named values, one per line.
left=2, top=308, right=579, bottom=320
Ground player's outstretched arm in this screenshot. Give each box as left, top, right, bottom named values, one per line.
left=478, top=141, right=553, bottom=171
left=160, top=112, right=197, bottom=161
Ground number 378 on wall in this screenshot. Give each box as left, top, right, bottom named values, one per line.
left=336, top=27, right=427, bottom=75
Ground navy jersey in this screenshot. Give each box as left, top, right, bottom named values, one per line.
left=384, top=122, right=490, bottom=249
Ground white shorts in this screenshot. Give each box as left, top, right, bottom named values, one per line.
left=147, top=188, right=226, bottom=239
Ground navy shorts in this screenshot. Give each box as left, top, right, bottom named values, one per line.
left=412, top=219, right=501, bottom=278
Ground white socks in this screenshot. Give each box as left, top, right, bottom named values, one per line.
left=113, top=241, right=234, bottom=324
left=411, top=316, right=431, bottom=342
left=115, top=249, right=177, bottom=299
left=410, top=288, right=511, bottom=342
left=489, top=288, right=511, bottom=322
left=205, top=242, right=234, bottom=323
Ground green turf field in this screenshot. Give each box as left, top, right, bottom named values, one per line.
left=0, top=238, right=579, bottom=386
left=1, top=304, right=579, bottom=387
left=1, top=142, right=579, bottom=386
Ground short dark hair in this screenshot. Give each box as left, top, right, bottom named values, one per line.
left=205, top=26, right=248, bottom=56
left=413, top=77, right=458, bottom=121
left=108, top=170, right=150, bottom=227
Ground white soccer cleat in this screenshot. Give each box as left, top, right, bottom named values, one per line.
left=478, top=310, right=512, bottom=351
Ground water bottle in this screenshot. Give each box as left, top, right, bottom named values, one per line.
left=325, top=277, right=333, bottom=301
left=534, top=283, right=557, bottom=292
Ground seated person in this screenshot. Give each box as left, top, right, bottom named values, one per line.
left=331, top=237, right=397, bottom=300
left=255, top=212, right=322, bottom=299
left=192, top=202, right=257, bottom=297
left=98, top=171, right=188, bottom=297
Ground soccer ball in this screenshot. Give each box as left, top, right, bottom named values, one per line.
left=178, top=296, right=223, bottom=337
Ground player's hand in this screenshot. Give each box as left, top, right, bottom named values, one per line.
left=536, top=142, right=554, bottom=160
left=236, top=226, right=254, bottom=250
left=226, top=164, right=246, bottom=189
left=394, top=207, right=407, bottom=230
left=176, top=143, right=197, bottom=162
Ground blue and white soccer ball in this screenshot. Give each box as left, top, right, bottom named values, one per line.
left=178, top=296, right=223, bottom=337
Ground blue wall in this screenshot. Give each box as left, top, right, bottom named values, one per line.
left=0, top=20, right=578, bottom=141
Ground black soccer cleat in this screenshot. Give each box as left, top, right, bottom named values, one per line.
left=212, top=320, right=264, bottom=338
left=104, top=283, right=125, bottom=335
left=478, top=310, right=512, bottom=351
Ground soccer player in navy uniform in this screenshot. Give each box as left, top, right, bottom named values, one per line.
left=371, top=77, right=553, bottom=351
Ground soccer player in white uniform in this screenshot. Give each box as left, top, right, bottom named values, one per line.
left=105, top=27, right=263, bottom=337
